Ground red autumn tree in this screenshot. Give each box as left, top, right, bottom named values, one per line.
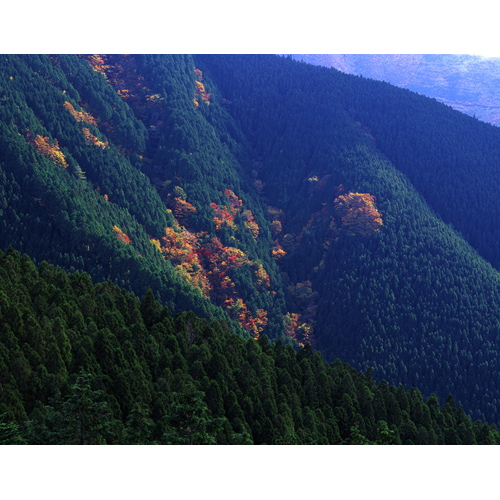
left=211, top=203, right=237, bottom=231
left=113, top=225, right=130, bottom=244
left=87, top=55, right=108, bottom=78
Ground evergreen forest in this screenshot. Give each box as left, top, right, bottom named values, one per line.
left=2, top=54, right=500, bottom=443
left=1, top=247, right=498, bottom=444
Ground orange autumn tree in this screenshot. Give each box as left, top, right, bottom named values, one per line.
left=224, top=298, right=268, bottom=339
left=242, top=209, right=259, bottom=239
left=254, top=262, right=270, bottom=289
left=193, top=68, right=210, bottom=106
left=83, top=128, right=109, bottom=148
left=27, top=133, right=68, bottom=169
left=87, top=55, right=108, bottom=78
left=227, top=190, right=259, bottom=238
left=198, top=237, right=250, bottom=288
left=63, top=101, right=97, bottom=126
left=172, top=197, right=197, bottom=226
left=211, top=190, right=259, bottom=239
left=333, top=192, right=383, bottom=237
left=283, top=313, right=299, bottom=338
left=272, top=240, right=286, bottom=259
left=195, top=236, right=269, bottom=336
left=282, top=313, right=316, bottom=348
left=224, top=188, right=243, bottom=214
left=252, top=309, right=268, bottom=339
left=211, top=203, right=238, bottom=231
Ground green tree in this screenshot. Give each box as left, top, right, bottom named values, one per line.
left=122, top=402, right=155, bottom=444
left=58, top=371, right=113, bottom=444
left=26, top=371, right=113, bottom=445
left=348, top=423, right=370, bottom=445
left=163, top=385, right=226, bottom=445
left=375, top=420, right=398, bottom=445
left=0, top=413, right=26, bottom=444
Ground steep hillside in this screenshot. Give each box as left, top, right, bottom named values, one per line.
left=0, top=54, right=287, bottom=342
left=1, top=248, right=498, bottom=444
left=4, top=54, right=500, bottom=430
left=290, top=54, right=500, bottom=126
left=198, top=54, right=500, bottom=426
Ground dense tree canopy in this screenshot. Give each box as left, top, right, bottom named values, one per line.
left=1, top=248, right=497, bottom=445
left=3, top=53, right=500, bottom=434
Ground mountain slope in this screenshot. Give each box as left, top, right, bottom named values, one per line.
left=289, top=54, right=500, bottom=126
left=4, top=54, right=500, bottom=428
left=0, top=54, right=288, bottom=341
left=1, top=247, right=498, bottom=445
left=198, top=54, right=500, bottom=425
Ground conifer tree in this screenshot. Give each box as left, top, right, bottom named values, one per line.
left=163, top=385, right=226, bottom=445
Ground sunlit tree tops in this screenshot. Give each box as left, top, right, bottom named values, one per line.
left=26, top=132, right=68, bottom=169
left=333, top=192, right=383, bottom=237
left=82, top=128, right=109, bottom=149
left=63, top=101, right=97, bottom=126
left=193, top=68, right=211, bottom=107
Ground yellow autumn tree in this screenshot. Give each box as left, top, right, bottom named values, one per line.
left=28, top=134, right=68, bottom=169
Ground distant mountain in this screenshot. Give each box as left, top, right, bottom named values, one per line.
left=288, top=54, right=500, bottom=126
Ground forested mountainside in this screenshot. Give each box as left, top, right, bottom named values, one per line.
left=0, top=54, right=287, bottom=343
left=289, top=54, right=500, bottom=126
left=2, top=247, right=498, bottom=444
left=3, top=54, right=500, bottom=435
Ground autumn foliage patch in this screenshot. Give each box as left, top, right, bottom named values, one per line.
left=211, top=190, right=260, bottom=240
left=151, top=194, right=271, bottom=337
left=87, top=55, right=108, bottom=78
left=113, top=225, right=130, bottom=244
left=211, top=202, right=238, bottom=231
left=27, top=133, right=68, bottom=169
left=172, top=197, right=197, bottom=226
left=193, top=68, right=211, bottom=106
left=83, top=128, right=109, bottom=148
left=334, top=192, right=383, bottom=237
left=63, top=101, right=97, bottom=126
